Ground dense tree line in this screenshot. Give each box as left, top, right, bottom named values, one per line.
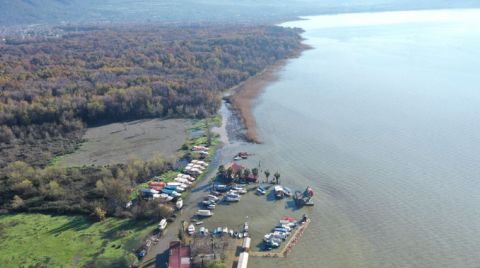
left=0, top=153, right=174, bottom=217
left=0, top=25, right=303, bottom=168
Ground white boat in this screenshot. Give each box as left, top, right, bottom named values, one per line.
left=215, top=184, right=228, bottom=192
left=229, top=230, right=234, bottom=237
left=223, top=227, right=228, bottom=234
left=233, top=186, right=247, bottom=194
left=158, top=218, right=167, bottom=231
left=267, top=238, right=281, bottom=248
left=264, top=232, right=287, bottom=242
left=274, top=185, right=285, bottom=199
left=195, top=210, right=214, bottom=217
left=279, top=220, right=297, bottom=228
left=225, top=195, right=241, bottom=202
left=197, top=161, right=208, bottom=167
left=195, top=221, right=204, bottom=225
left=256, top=186, right=266, bottom=195
left=206, top=195, right=219, bottom=202
left=176, top=198, right=183, bottom=209
left=202, top=200, right=214, bottom=206
left=244, top=222, right=249, bottom=232
left=276, top=224, right=292, bottom=231
left=174, top=178, right=192, bottom=185
left=188, top=224, right=195, bottom=235
left=207, top=204, right=216, bottom=210
left=167, top=182, right=189, bottom=189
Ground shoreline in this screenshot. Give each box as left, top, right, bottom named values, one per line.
left=227, top=45, right=309, bottom=143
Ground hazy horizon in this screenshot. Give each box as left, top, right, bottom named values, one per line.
left=1, top=0, right=480, bottom=26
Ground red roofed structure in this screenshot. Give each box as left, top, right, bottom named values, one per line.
left=223, top=162, right=245, bottom=175
left=168, top=241, right=191, bottom=268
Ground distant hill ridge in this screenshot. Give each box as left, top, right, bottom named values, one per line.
left=1, top=0, right=480, bottom=26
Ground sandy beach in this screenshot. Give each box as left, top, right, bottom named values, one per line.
left=228, top=45, right=308, bottom=143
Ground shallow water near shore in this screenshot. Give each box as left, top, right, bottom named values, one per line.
left=209, top=9, right=480, bottom=268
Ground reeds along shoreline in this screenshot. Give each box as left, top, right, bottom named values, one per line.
left=228, top=45, right=309, bottom=143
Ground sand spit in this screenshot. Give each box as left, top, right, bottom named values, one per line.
left=228, top=45, right=309, bottom=143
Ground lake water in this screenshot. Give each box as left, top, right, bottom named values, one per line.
left=210, top=9, right=480, bottom=267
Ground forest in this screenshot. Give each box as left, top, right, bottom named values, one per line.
left=0, top=25, right=303, bottom=216
left=0, top=25, right=303, bottom=168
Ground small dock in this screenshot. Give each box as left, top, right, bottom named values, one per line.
left=249, top=218, right=311, bottom=258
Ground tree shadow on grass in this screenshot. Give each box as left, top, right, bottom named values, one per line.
left=101, top=219, right=152, bottom=241
left=48, top=216, right=92, bottom=235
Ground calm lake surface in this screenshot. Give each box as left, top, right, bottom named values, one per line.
left=209, top=9, right=480, bottom=267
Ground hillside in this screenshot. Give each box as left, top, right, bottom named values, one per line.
left=1, top=0, right=479, bottom=26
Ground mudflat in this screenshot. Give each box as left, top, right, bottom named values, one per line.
left=58, top=118, right=190, bottom=166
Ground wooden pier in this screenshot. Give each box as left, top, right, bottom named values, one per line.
left=249, top=218, right=311, bottom=258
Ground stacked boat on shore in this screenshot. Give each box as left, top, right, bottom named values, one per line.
left=263, top=217, right=298, bottom=249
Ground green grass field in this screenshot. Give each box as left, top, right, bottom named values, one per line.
left=0, top=213, right=156, bottom=268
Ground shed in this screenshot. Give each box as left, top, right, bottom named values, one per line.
left=168, top=241, right=191, bottom=268
left=237, top=252, right=249, bottom=268
left=242, top=237, right=251, bottom=251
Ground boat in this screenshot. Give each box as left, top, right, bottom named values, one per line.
left=199, top=226, right=206, bottom=235
left=276, top=224, right=292, bottom=231
left=281, top=217, right=296, bottom=222
left=233, top=156, right=242, bottom=161
left=158, top=218, right=167, bottom=231
left=174, top=178, right=192, bottom=185
left=161, top=189, right=181, bottom=197
left=206, top=195, right=219, bottom=202
left=282, top=186, right=292, bottom=197
left=256, top=186, right=266, bottom=195
left=176, top=198, right=183, bottom=209
left=142, top=188, right=159, bottom=195
left=232, top=186, right=247, bottom=194
left=148, top=181, right=166, bottom=187
left=159, top=193, right=174, bottom=201
left=238, top=232, right=244, bottom=239
left=233, top=231, right=238, bottom=237
left=229, top=230, right=234, bottom=237
left=202, top=200, right=214, bottom=206
left=215, top=184, right=229, bottom=192
left=225, top=193, right=241, bottom=202
left=223, top=227, right=228, bottom=234
left=187, top=224, right=195, bottom=235
left=207, top=204, right=216, bottom=210
left=167, top=182, right=189, bottom=188
left=164, top=185, right=185, bottom=192
left=210, top=190, right=222, bottom=196
left=243, top=232, right=248, bottom=237
left=304, top=199, right=314, bottom=206
left=264, top=231, right=288, bottom=241
left=273, top=227, right=290, bottom=234
left=195, top=210, right=214, bottom=217
left=294, top=186, right=315, bottom=207
left=195, top=221, right=204, bottom=225
left=279, top=220, right=297, bottom=228
left=266, top=239, right=281, bottom=248
left=274, top=185, right=285, bottom=199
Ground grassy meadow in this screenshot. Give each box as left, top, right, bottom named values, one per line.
left=0, top=213, right=156, bottom=268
